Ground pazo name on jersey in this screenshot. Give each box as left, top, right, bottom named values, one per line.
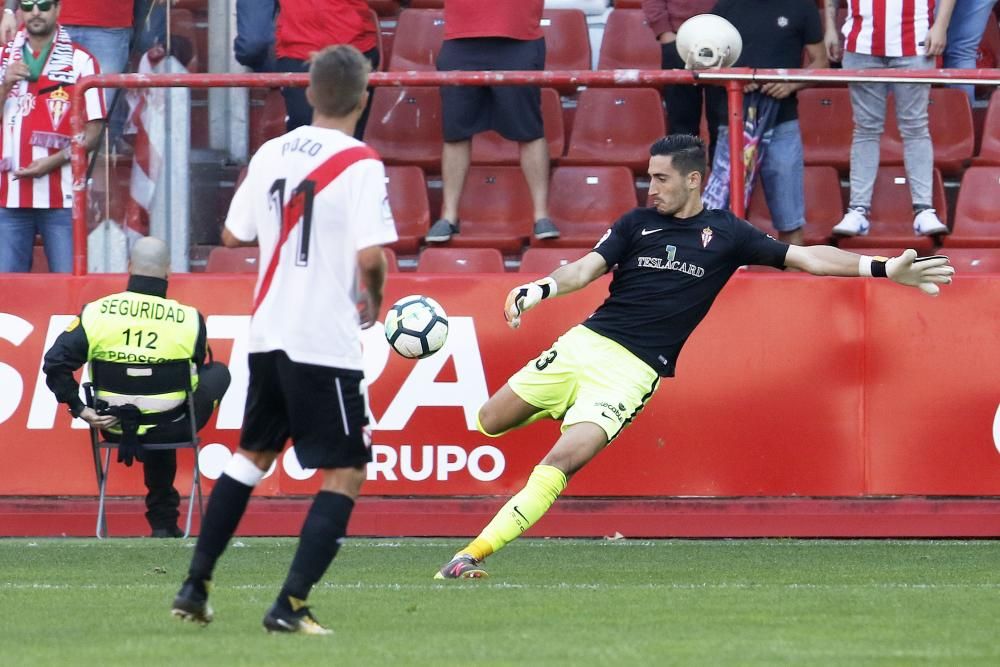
left=281, top=137, right=323, bottom=157
left=99, top=299, right=188, bottom=322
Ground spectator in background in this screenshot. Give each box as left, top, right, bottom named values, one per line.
left=234, top=0, right=276, bottom=73
left=707, top=0, right=827, bottom=246
left=642, top=0, right=720, bottom=161
left=2, top=2, right=171, bottom=150
left=0, top=0, right=105, bottom=272
left=272, top=0, right=379, bottom=138
left=133, top=0, right=168, bottom=56
left=826, top=0, right=955, bottom=237
left=943, top=0, right=998, bottom=101
left=35, top=0, right=132, bottom=143
left=426, top=0, right=559, bottom=243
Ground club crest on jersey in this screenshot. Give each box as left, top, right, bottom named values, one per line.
left=701, top=226, right=713, bottom=248
left=46, top=87, right=70, bottom=130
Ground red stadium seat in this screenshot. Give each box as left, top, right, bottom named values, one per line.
left=799, top=88, right=854, bottom=171
left=387, top=9, right=445, bottom=71
left=536, top=166, right=638, bottom=247
left=974, top=91, right=1000, bottom=165
left=519, top=247, right=592, bottom=273
left=248, top=89, right=286, bottom=155
left=206, top=246, right=397, bottom=273
left=385, top=166, right=430, bottom=255
left=880, top=89, right=973, bottom=176
left=561, top=88, right=667, bottom=173
left=597, top=9, right=661, bottom=71
left=382, top=246, right=399, bottom=272
left=940, top=247, right=1000, bottom=273
left=367, top=0, right=401, bottom=17
left=30, top=244, right=48, bottom=273
left=747, top=166, right=844, bottom=245
left=836, top=166, right=946, bottom=252
left=613, top=0, right=643, bottom=7
left=417, top=247, right=505, bottom=273
left=943, top=166, right=1000, bottom=248
left=363, top=87, right=443, bottom=172
left=205, top=246, right=260, bottom=273
left=801, top=88, right=974, bottom=174
left=977, top=12, right=1000, bottom=76
left=541, top=9, right=591, bottom=71
left=446, top=166, right=535, bottom=253
left=470, top=89, right=565, bottom=165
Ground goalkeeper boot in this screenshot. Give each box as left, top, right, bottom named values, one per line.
left=262, top=598, right=332, bottom=635
left=434, top=554, right=488, bottom=580
left=171, top=578, right=213, bottom=625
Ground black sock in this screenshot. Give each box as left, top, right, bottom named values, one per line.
left=187, top=473, right=255, bottom=583
left=913, top=203, right=933, bottom=214
left=278, top=491, right=355, bottom=605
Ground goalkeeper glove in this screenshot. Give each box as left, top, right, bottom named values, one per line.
left=504, top=277, right=557, bottom=329
left=860, top=249, right=955, bottom=296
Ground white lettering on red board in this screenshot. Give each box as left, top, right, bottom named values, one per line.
left=0, top=312, right=503, bottom=482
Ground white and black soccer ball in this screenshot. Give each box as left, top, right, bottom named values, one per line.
left=384, top=294, right=449, bottom=359
left=676, top=14, right=743, bottom=70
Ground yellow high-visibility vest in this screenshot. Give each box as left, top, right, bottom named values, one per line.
left=81, top=291, right=199, bottom=434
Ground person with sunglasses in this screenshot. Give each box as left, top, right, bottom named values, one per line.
left=0, top=0, right=104, bottom=272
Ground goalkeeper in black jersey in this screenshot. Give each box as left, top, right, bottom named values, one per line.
left=435, top=134, right=955, bottom=580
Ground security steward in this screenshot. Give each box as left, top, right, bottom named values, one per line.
left=43, top=237, right=230, bottom=537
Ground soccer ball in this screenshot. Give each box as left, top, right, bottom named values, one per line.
left=384, top=295, right=449, bottom=359
left=676, top=14, right=743, bottom=70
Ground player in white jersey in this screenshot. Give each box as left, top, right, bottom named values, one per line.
left=172, top=45, right=397, bottom=635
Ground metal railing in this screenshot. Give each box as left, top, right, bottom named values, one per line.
left=69, top=67, right=1000, bottom=275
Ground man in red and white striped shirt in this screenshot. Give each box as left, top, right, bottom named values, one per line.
left=825, top=0, right=955, bottom=238
left=0, top=0, right=104, bottom=272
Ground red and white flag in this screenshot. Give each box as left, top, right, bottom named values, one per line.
left=123, top=46, right=188, bottom=234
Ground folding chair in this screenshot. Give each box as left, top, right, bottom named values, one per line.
left=83, top=359, right=203, bottom=539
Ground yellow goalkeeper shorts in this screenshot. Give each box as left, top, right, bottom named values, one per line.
left=507, top=325, right=660, bottom=443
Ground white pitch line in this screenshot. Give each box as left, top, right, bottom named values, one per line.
left=4, top=581, right=1000, bottom=592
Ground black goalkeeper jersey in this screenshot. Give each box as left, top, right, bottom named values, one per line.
left=585, top=206, right=789, bottom=377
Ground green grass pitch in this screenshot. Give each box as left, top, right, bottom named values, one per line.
left=2, top=538, right=999, bottom=666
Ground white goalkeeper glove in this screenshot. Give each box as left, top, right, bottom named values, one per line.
left=860, top=249, right=955, bottom=296
left=504, top=277, right=557, bottom=329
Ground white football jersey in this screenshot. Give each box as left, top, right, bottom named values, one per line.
left=225, top=126, right=397, bottom=369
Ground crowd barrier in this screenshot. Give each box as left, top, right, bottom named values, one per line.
left=68, top=68, right=1000, bottom=274
left=2, top=273, right=998, bottom=499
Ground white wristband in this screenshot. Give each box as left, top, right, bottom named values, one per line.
left=536, top=276, right=557, bottom=299
left=858, top=256, right=873, bottom=277
left=3, top=8, right=13, bottom=15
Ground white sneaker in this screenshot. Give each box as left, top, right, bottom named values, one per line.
left=913, top=208, right=948, bottom=236
left=832, top=208, right=870, bottom=236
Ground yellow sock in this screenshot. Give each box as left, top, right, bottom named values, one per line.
left=459, top=465, right=567, bottom=561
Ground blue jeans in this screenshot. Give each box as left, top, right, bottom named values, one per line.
left=133, top=0, right=168, bottom=54
left=234, top=0, right=277, bottom=72
left=943, top=0, right=999, bottom=100
left=0, top=207, right=73, bottom=273
left=716, top=119, right=806, bottom=232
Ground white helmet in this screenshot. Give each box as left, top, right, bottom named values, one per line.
left=675, top=14, right=743, bottom=70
